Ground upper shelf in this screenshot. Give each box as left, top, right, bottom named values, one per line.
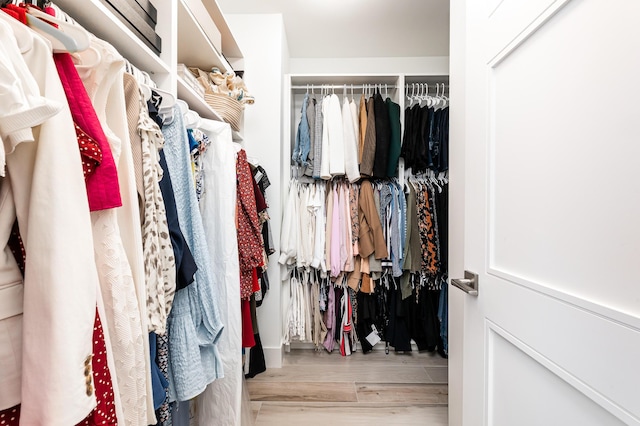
left=177, top=0, right=235, bottom=74
left=54, top=0, right=170, bottom=76
left=201, top=0, right=243, bottom=60
left=289, top=74, right=401, bottom=87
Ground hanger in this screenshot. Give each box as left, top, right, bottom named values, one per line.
left=26, top=4, right=89, bottom=44
left=247, top=156, right=260, bottom=167
left=441, top=83, right=449, bottom=107
left=24, top=4, right=90, bottom=53
left=385, top=84, right=388, bottom=99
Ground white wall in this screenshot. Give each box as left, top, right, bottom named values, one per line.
left=225, top=13, right=290, bottom=368
left=289, top=56, right=449, bottom=75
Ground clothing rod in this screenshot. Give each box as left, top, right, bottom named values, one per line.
left=291, top=84, right=400, bottom=90
left=291, top=84, right=450, bottom=91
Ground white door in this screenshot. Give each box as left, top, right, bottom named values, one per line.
left=449, top=0, right=640, bottom=425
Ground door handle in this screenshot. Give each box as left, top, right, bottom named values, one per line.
left=451, top=271, right=479, bottom=296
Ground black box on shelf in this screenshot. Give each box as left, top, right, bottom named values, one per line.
left=98, top=0, right=162, bottom=54
left=132, top=0, right=157, bottom=25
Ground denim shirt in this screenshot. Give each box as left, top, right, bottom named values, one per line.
left=292, top=93, right=310, bottom=166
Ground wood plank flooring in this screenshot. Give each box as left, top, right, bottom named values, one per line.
left=246, top=349, right=448, bottom=425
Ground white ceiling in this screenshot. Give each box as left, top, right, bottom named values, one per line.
left=216, top=0, right=450, bottom=59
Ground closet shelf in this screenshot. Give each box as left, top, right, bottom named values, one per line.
left=289, top=74, right=400, bottom=87
left=177, top=77, right=245, bottom=142
left=177, top=76, right=223, bottom=121
left=55, top=0, right=170, bottom=76
left=200, top=0, right=243, bottom=60
left=177, top=0, right=233, bottom=74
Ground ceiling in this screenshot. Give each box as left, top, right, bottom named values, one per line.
left=216, top=0, right=450, bottom=59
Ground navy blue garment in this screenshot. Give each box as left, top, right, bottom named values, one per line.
left=150, top=333, right=169, bottom=410
left=158, top=150, right=198, bottom=290
left=386, top=98, right=402, bottom=177
left=438, top=281, right=448, bottom=355
left=439, top=107, right=449, bottom=172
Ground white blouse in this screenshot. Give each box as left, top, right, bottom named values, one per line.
left=0, top=15, right=99, bottom=425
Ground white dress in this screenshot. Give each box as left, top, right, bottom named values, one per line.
left=76, top=37, right=150, bottom=426
left=195, top=118, right=242, bottom=426
left=328, top=94, right=345, bottom=177
left=342, top=97, right=360, bottom=183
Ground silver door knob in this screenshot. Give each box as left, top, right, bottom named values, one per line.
left=451, top=271, right=479, bottom=296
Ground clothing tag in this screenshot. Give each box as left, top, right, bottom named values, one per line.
left=254, top=170, right=264, bottom=182
left=366, top=330, right=381, bottom=347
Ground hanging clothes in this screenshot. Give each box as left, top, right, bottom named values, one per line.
left=236, top=149, right=264, bottom=300
left=283, top=80, right=451, bottom=355
left=360, top=96, right=376, bottom=176
left=372, top=90, right=391, bottom=179
left=196, top=119, right=242, bottom=426
left=73, top=34, right=154, bottom=425
left=386, top=97, right=402, bottom=177
left=342, top=96, right=360, bottom=182
left=0, top=11, right=103, bottom=425
left=163, top=106, right=224, bottom=403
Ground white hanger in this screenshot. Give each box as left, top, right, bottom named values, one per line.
left=441, top=83, right=449, bottom=107
left=176, top=99, right=188, bottom=116
left=154, top=87, right=176, bottom=109
left=247, top=156, right=260, bottom=167
left=425, top=84, right=433, bottom=107
left=139, top=84, right=152, bottom=102
left=25, top=5, right=91, bottom=53
left=178, top=99, right=201, bottom=129
left=410, top=84, right=415, bottom=107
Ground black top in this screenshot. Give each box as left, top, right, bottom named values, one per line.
left=372, top=91, right=391, bottom=178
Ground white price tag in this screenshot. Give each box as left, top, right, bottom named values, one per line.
left=366, top=325, right=381, bottom=346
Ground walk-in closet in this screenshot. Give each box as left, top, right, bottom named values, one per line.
left=2, top=0, right=455, bottom=424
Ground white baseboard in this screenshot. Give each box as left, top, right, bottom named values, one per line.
left=262, top=345, right=284, bottom=368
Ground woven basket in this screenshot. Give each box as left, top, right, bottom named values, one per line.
left=204, top=93, right=243, bottom=131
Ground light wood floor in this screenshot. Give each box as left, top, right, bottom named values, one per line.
left=246, top=349, right=448, bottom=425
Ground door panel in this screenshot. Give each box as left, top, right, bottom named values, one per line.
left=450, top=0, right=640, bottom=425
left=484, top=278, right=640, bottom=423
left=489, top=0, right=640, bottom=316
left=485, top=0, right=567, bottom=61
left=488, top=328, right=626, bottom=426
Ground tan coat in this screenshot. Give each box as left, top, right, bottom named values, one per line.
left=358, top=181, right=388, bottom=260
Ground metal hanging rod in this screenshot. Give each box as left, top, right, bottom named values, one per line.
left=405, top=83, right=450, bottom=89
left=291, top=84, right=399, bottom=90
